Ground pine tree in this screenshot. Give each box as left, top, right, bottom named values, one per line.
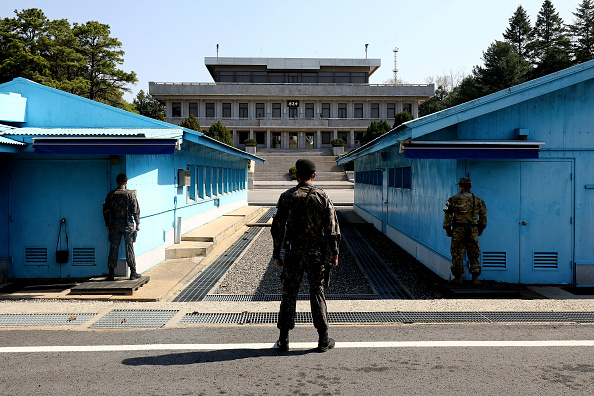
left=503, top=5, right=533, bottom=59
left=530, top=0, right=572, bottom=78
left=473, top=41, right=532, bottom=93
left=570, top=0, right=594, bottom=63
left=133, top=90, right=165, bottom=120
left=361, top=120, right=391, bottom=145
left=206, top=120, right=233, bottom=146
left=180, top=114, right=201, bottom=131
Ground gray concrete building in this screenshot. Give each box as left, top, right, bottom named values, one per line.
left=149, top=57, right=434, bottom=150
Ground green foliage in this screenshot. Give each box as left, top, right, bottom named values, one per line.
left=133, top=90, right=165, bottom=120
left=473, top=40, right=532, bottom=92
left=331, top=138, right=346, bottom=147
left=206, top=120, right=233, bottom=146
left=530, top=0, right=572, bottom=78
left=570, top=0, right=594, bottom=63
left=361, top=120, right=392, bottom=145
left=503, top=5, right=533, bottom=58
left=180, top=114, right=201, bottom=131
left=244, top=138, right=257, bottom=146
left=289, top=166, right=297, bottom=180
left=393, top=111, right=413, bottom=128
left=0, top=8, right=136, bottom=109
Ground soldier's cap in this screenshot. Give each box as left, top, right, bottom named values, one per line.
left=295, top=159, right=316, bottom=178
left=116, top=173, right=128, bottom=184
left=459, top=177, right=471, bottom=185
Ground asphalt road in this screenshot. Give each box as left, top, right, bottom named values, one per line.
left=2, top=323, right=593, bottom=395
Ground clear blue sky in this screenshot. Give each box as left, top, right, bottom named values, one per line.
left=0, top=0, right=580, bottom=101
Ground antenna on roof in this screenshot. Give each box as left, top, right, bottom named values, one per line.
left=365, top=44, right=369, bottom=59
left=393, top=47, right=399, bottom=82
left=216, top=44, right=219, bottom=57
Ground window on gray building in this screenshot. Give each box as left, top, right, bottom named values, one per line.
left=387, top=103, right=396, bottom=119
left=256, top=103, right=265, bottom=118
left=238, top=131, right=249, bottom=145
left=371, top=103, right=379, bottom=118
left=236, top=72, right=251, bottom=83
left=272, top=103, right=281, bottom=118
left=189, top=102, right=198, bottom=117
left=289, top=107, right=298, bottom=118
left=321, top=103, right=330, bottom=118
left=302, top=73, right=317, bottom=83
left=338, top=131, right=348, bottom=143
left=305, top=103, right=314, bottom=118
left=256, top=131, right=265, bottom=145
left=403, top=103, right=412, bottom=113
left=253, top=72, right=267, bottom=83
left=172, top=102, right=181, bottom=117
left=222, top=103, right=231, bottom=118
left=239, top=103, right=248, bottom=118
left=354, top=103, right=363, bottom=118
left=206, top=103, right=215, bottom=118
left=322, top=132, right=332, bottom=144
left=338, top=103, right=347, bottom=119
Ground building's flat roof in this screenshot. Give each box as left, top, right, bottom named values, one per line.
left=205, top=57, right=381, bottom=79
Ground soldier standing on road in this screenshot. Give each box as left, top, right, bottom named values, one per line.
left=271, top=159, right=340, bottom=352
left=103, top=173, right=141, bottom=281
left=443, top=177, right=487, bottom=286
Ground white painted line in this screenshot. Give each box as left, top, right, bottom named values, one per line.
left=2, top=340, right=594, bottom=353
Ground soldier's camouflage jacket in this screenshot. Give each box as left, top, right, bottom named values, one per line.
left=271, top=182, right=340, bottom=259
left=443, top=191, right=487, bottom=232
left=103, top=187, right=140, bottom=232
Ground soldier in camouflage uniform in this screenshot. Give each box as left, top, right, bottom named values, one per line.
left=271, top=159, right=340, bottom=352
left=103, top=173, right=141, bottom=281
left=443, top=177, right=487, bottom=286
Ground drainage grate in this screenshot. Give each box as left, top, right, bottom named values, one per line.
left=400, top=312, right=491, bottom=323
left=202, top=294, right=381, bottom=302
left=174, top=208, right=275, bottom=302
left=0, top=313, right=96, bottom=326
left=91, top=310, right=178, bottom=328
left=177, top=311, right=594, bottom=325
left=338, top=213, right=411, bottom=299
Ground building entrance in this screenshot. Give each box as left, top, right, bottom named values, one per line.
left=289, top=132, right=298, bottom=149
left=271, top=133, right=281, bottom=148
left=305, top=132, right=314, bottom=149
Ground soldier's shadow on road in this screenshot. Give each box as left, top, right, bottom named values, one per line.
left=121, top=348, right=314, bottom=366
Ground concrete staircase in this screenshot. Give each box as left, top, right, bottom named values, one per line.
left=253, top=148, right=353, bottom=189
left=165, top=206, right=266, bottom=259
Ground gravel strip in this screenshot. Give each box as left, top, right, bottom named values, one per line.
left=212, top=227, right=374, bottom=295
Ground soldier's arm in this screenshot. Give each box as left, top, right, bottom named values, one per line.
left=324, top=197, right=340, bottom=258
left=478, top=199, right=487, bottom=234
left=131, top=192, right=140, bottom=227
left=102, top=192, right=112, bottom=228
left=271, top=195, right=288, bottom=260
left=443, top=198, right=453, bottom=236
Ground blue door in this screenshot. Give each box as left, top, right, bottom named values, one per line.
left=9, top=160, right=109, bottom=278
left=469, top=160, right=573, bottom=284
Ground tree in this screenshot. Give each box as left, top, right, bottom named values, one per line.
left=361, top=120, right=391, bottom=145
left=393, top=111, right=413, bottom=128
left=529, top=0, right=572, bottom=78
left=570, top=0, right=594, bottom=63
left=73, top=21, right=137, bottom=107
left=180, top=114, right=201, bottom=131
left=133, top=90, right=165, bottom=120
left=473, top=40, right=532, bottom=93
left=206, top=120, right=233, bottom=146
left=503, top=5, right=533, bottom=59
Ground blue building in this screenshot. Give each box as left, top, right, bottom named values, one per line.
left=0, top=78, right=262, bottom=280
left=338, top=60, right=594, bottom=286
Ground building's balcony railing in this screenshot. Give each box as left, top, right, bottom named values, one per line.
left=166, top=117, right=378, bottom=129
left=150, top=82, right=435, bottom=97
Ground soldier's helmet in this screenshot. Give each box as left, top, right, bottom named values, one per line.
left=116, top=173, right=128, bottom=185
left=458, top=177, right=471, bottom=185
left=295, top=159, right=316, bottom=179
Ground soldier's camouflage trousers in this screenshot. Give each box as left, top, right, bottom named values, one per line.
left=108, top=229, right=136, bottom=270
left=450, top=225, right=481, bottom=277
left=277, top=250, right=328, bottom=332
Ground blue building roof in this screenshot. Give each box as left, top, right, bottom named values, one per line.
left=338, top=59, right=594, bottom=164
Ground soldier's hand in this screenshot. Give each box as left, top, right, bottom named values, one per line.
left=445, top=230, right=452, bottom=237
left=136, top=225, right=141, bottom=231
left=106, top=226, right=109, bottom=231
left=274, top=258, right=283, bottom=267
left=329, top=255, right=338, bottom=267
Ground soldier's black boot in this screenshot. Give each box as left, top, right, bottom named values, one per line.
left=129, top=267, right=141, bottom=280
left=276, top=329, right=289, bottom=351
left=106, top=268, right=115, bottom=281
left=317, top=330, right=335, bottom=353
